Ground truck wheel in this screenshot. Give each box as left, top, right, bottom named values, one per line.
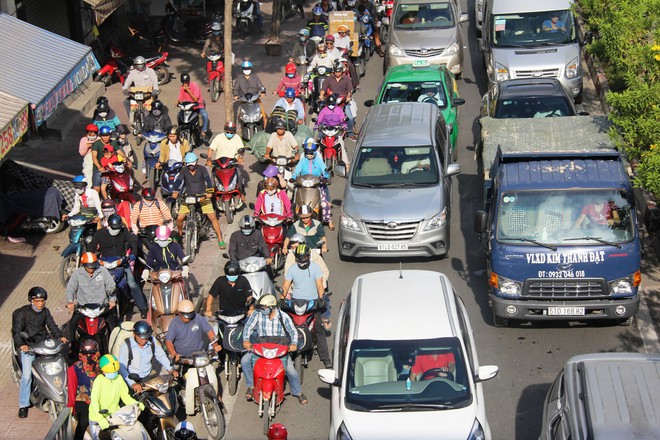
left=492, top=311, right=509, bottom=328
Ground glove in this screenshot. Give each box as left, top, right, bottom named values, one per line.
left=141, top=269, right=149, bottom=282
left=182, top=266, right=189, bottom=278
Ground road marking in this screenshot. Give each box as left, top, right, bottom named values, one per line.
left=637, top=288, right=660, bottom=353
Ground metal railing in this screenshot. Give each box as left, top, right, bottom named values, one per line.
left=43, top=407, right=74, bottom=440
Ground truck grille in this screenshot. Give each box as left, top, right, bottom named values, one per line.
left=513, top=68, right=560, bottom=79
left=365, top=220, right=420, bottom=241
left=524, top=278, right=607, bottom=298
left=405, top=48, right=444, bottom=57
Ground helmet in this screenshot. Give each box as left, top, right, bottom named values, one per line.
left=302, top=138, right=318, bottom=155
left=293, top=243, right=311, bottom=268
left=289, top=233, right=306, bottom=245
left=99, top=354, right=120, bottom=373
left=101, top=199, right=116, bottom=217
left=337, top=24, right=349, bottom=33
left=298, top=204, right=314, bottom=218
left=80, top=339, right=100, bottom=354
left=155, top=225, right=171, bottom=241
left=133, top=320, right=153, bottom=339
left=211, top=21, right=221, bottom=32
left=184, top=152, right=198, bottom=164
left=97, top=96, right=109, bottom=107
left=239, top=215, right=255, bottom=234
left=326, top=94, right=338, bottom=106
left=109, top=131, right=119, bottom=142
left=168, top=125, right=180, bottom=136
left=333, top=63, right=344, bottom=73
left=267, top=423, right=288, bottom=440
left=96, top=101, right=109, bottom=113
left=99, top=126, right=112, bottom=136
left=224, top=260, right=241, bottom=276
left=224, top=121, right=237, bottom=133
left=274, top=119, right=287, bottom=130
left=285, top=62, right=296, bottom=75
left=313, top=6, right=323, bottom=15
left=257, top=294, right=278, bottom=308
left=102, top=144, right=115, bottom=153
left=174, top=421, right=197, bottom=440
left=134, top=56, right=146, bottom=70
left=178, top=299, right=196, bottom=320
left=347, top=0, right=357, bottom=7
left=361, top=14, right=370, bottom=23
left=285, top=88, right=296, bottom=99
left=151, top=100, right=164, bottom=114
left=28, top=286, right=48, bottom=302
left=72, top=175, right=87, bottom=190
left=299, top=28, right=310, bottom=37
left=107, top=214, right=123, bottom=230
left=264, top=177, right=278, bottom=189
left=80, top=252, right=99, bottom=269
left=325, top=34, right=335, bottom=43
left=181, top=72, right=191, bottom=83
left=241, top=60, right=253, bottom=70
left=317, top=43, right=327, bottom=52
left=86, top=123, right=99, bottom=133
left=141, top=187, right=156, bottom=201
left=263, top=165, right=279, bottom=178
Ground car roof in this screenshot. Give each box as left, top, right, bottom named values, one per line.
left=497, top=79, right=567, bottom=99
left=384, top=65, right=451, bottom=83
left=491, top=0, right=573, bottom=14
left=359, top=103, right=443, bottom=148
left=350, top=270, right=457, bottom=340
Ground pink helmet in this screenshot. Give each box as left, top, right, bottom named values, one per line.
left=263, top=164, right=279, bottom=178
left=155, top=225, right=171, bottom=241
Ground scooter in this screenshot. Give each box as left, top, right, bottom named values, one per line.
left=128, top=86, right=153, bottom=136
left=73, top=303, right=112, bottom=358
left=292, top=174, right=324, bottom=219
left=157, top=2, right=218, bottom=46
left=279, top=298, right=322, bottom=385
left=214, top=309, right=249, bottom=396
left=303, top=66, right=331, bottom=114
left=207, top=51, right=225, bottom=102
left=95, top=45, right=171, bottom=87
left=130, top=373, right=179, bottom=440
left=177, top=101, right=202, bottom=148
left=105, top=161, right=136, bottom=204
left=142, top=131, right=166, bottom=190
left=180, top=194, right=210, bottom=262
left=177, top=349, right=226, bottom=440
left=59, top=214, right=98, bottom=287
left=271, top=155, right=297, bottom=199
left=236, top=0, right=257, bottom=39
left=237, top=255, right=276, bottom=297
left=160, top=161, right=186, bottom=217
left=318, top=119, right=346, bottom=175
left=208, top=155, right=243, bottom=225
left=237, top=89, right=266, bottom=141
left=256, top=213, right=288, bottom=275
left=11, top=334, right=68, bottom=421
left=86, top=403, right=149, bottom=440
left=251, top=342, right=288, bottom=434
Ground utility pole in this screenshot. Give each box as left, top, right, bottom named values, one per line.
left=224, top=1, right=234, bottom=121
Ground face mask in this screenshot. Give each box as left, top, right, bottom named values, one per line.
left=286, top=73, right=295, bottom=78
left=98, top=112, right=108, bottom=118
left=225, top=133, right=235, bottom=139
left=226, top=274, right=238, bottom=282
left=187, top=165, right=197, bottom=171
left=213, top=31, right=221, bottom=36
left=297, top=259, right=311, bottom=270
left=319, top=53, right=327, bottom=58
left=152, top=109, right=162, bottom=117
left=267, top=189, right=276, bottom=196
left=328, top=104, right=335, bottom=110
left=243, top=69, right=251, bottom=76
left=108, top=227, right=121, bottom=236
left=104, top=372, right=119, bottom=380
left=241, top=228, right=253, bottom=235
left=74, top=188, right=85, bottom=195
left=31, top=304, right=44, bottom=313
left=156, top=239, right=170, bottom=248
left=260, top=307, right=272, bottom=316
left=300, top=36, right=306, bottom=42
left=87, top=134, right=98, bottom=141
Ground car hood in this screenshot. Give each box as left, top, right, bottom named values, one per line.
left=344, top=185, right=444, bottom=221
left=393, top=28, right=457, bottom=50
left=494, top=45, right=578, bottom=70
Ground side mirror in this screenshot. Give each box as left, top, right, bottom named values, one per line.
left=477, top=38, right=484, bottom=53
left=138, top=257, right=147, bottom=265
left=364, top=99, right=375, bottom=107
left=237, top=147, right=246, bottom=154
left=583, top=31, right=593, bottom=45
left=474, top=365, right=499, bottom=383
left=459, top=13, right=469, bottom=24
left=453, top=98, right=466, bottom=107
left=222, top=252, right=230, bottom=259
left=311, top=117, right=317, bottom=123
left=181, top=255, right=191, bottom=264
left=335, top=165, right=347, bottom=178
left=474, top=210, right=488, bottom=234
left=577, top=111, right=590, bottom=116
left=318, top=368, right=339, bottom=386
left=199, top=153, right=208, bottom=159
left=446, top=163, right=461, bottom=176
left=249, top=202, right=255, bottom=210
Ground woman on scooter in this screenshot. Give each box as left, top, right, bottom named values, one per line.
left=291, top=139, right=333, bottom=228
left=273, top=63, right=303, bottom=98
left=142, top=225, right=189, bottom=276
left=67, top=339, right=101, bottom=440
left=254, top=177, right=293, bottom=219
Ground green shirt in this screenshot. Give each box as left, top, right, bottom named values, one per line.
left=88, top=374, right=141, bottom=430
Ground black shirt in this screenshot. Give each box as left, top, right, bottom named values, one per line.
left=209, top=276, right=252, bottom=311
left=87, top=227, right=138, bottom=257
left=12, top=305, right=63, bottom=347
left=181, top=165, right=213, bottom=195
left=229, top=230, right=270, bottom=261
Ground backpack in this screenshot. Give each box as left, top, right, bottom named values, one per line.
left=124, top=335, right=156, bottom=370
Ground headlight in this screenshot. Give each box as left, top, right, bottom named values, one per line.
left=69, top=218, right=87, bottom=227
left=565, top=56, right=580, bottom=79
left=117, top=412, right=137, bottom=425
left=495, top=62, right=509, bottom=82
left=158, top=272, right=172, bottom=283
left=443, top=42, right=459, bottom=56
left=468, top=419, right=486, bottom=440
left=609, top=271, right=640, bottom=295
left=302, top=179, right=315, bottom=188
left=337, top=422, right=354, bottom=440
left=44, top=362, right=63, bottom=376
left=424, top=208, right=447, bottom=231
left=340, top=212, right=361, bottom=231
left=194, top=354, right=210, bottom=367
left=262, top=347, right=279, bottom=359
left=388, top=43, right=405, bottom=57
left=218, top=314, right=245, bottom=324
left=490, top=273, right=521, bottom=297
left=294, top=304, right=307, bottom=315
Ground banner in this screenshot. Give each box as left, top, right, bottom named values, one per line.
left=0, top=105, right=29, bottom=160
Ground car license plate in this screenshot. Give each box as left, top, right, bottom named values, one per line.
left=185, top=197, right=197, bottom=204
left=548, top=307, right=585, bottom=316
left=377, top=243, right=408, bottom=251
left=134, top=92, right=144, bottom=100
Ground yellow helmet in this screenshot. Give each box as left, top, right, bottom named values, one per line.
left=99, top=354, right=120, bottom=373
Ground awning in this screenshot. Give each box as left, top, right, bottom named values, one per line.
left=83, top=0, right=126, bottom=25
left=0, top=13, right=100, bottom=127
left=0, top=91, right=29, bottom=160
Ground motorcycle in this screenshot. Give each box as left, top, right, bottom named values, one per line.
left=354, top=17, right=375, bottom=77
left=59, top=214, right=98, bottom=287
left=237, top=89, right=266, bottom=141
left=11, top=334, right=68, bottom=421
left=303, top=66, right=331, bottom=114
left=207, top=51, right=225, bottom=102
left=87, top=403, right=149, bottom=440
left=292, top=174, right=325, bottom=219
left=271, top=155, right=297, bottom=199
left=95, top=45, right=170, bottom=87
left=251, top=342, right=289, bottom=434
left=256, top=213, right=289, bottom=275
left=177, top=101, right=203, bottom=148
left=128, top=86, right=153, bottom=136
left=130, top=373, right=179, bottom=440
left=177, top=349, right=226, bottom=440
left=318, top=120, right=346, bottom=175
left=280, top=298, right=322, bottom=385
left=236, top=0, right=257, bottom=39
left=214, top=309, right=249, bottom=396
left=13, top=212, right=65, bottom=235
left=207, top=155, right=243, bottom=225
left=157, top=2, right=219, bottom=46
left=73, top=303, right=112, bottom=357
left=104, top=161, right=137, bottom=204
left=179, top=193, right=210, bottom=262
left=223, top=253, right=275, bottom=297
left=142, top=131, right=166, bottom=190
left=160, top=161, right=186, bottom=217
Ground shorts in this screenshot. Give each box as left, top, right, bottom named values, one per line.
left=177, top=196, right=215, bottom=215
left=92, top=167, right=102, bottom=188
left=101, top=176, right=110, bottom=185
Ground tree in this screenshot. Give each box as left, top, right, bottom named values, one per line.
left=224, top=0, right=234, bottom=121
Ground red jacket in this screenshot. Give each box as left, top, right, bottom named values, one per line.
left=254, top=189, right=292, bottom=219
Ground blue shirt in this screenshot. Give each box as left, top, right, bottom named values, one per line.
left=166, top=314, right=214, bottom=356
left=243, top=309, right=298, bottom=346
left=292, top=153, right=328, bottom=179
left=285, top=261, right=323, bottom=300
left=273, top=97, right=305, bottom=121
left=118, top=336, right=172, bottom=385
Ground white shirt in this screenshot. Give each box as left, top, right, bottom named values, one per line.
left=263, top=192, right=283, bottom=215
left=333, top=33, right=351, bottom=53
left=168, top=141, right=183, bottom=164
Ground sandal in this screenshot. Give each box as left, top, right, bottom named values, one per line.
left=245, top=386, right=254, bottom=401
left=218, top=240, right=227, bottom=249
left=296, top=393, right=308, bottom=405
left=322, top=318, right=332, bottom=331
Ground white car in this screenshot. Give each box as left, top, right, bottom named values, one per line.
left=318, top=270, right=499, bottom=440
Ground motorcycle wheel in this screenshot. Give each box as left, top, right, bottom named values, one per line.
left=154, top=65, right=170, bottom=85
left=223, top=199, right=234, bottom=224
left=211, top=78, right=221, bottom=102
left=239, top=21, right=247, bottom=40
left=184, top=220, right=197, bottom=262
left=59, top=254, right=79, bottom=287
left=44, top=216, right=66, bottom=234
left=201, top=388, right=226, bottom=440
left=48, top=400, right=64, bottom=422
left=179, top=129, right=191, bottom=146
left=325, top=157, right=335, bottom=177
left=364, top=46, right=371, bottom=63
left=157, top=425, right=176, bottom=440
left=242, top=125, right=252, bottom=141
left=262, top=394, right=273, bottom=435
left=227, top=361, right=238, bottom=396
left=381, top=26, right=389, bottom=45
left=134, top=111, right=144, bottom=135
left=294, top=354, right=304, bottom=385
left=356, top=58, right=365, bottom=78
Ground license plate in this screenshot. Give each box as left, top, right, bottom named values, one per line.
left=548, top=307, right=585, bottom=316
left=185, top=197, right=197, bottom=204
left=134, top=92, right=144, bottom=100
left=377, top=243, right=408, bottom=251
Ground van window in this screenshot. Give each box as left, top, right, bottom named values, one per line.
left=352, top=146, right=439, bottom=186
left=491, top=10, right=577, bottom=47
left=394, top=2, right=455, bottom=30
left=435, top=121, right=447, bottom=168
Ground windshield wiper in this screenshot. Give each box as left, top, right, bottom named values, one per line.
left=372, top=402, right=454, bottom=411
left=506, top=237, right=557, bottom=251
left=353, top=183, right=380, bottom=188
left=563, top=236, right=622, bottom=248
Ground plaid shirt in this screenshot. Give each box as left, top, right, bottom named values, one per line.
left=243, top=309, right=298, bottom=346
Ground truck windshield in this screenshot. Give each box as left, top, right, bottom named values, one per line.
left=394, top=3, right=455, bottom=30
left=495, top=189, right=634, bottom=245
left=345, top=338, right=472, bottom=412
left=492, top=10, right=577, bottom=48
left=382, top=81, right=448, bottom=109
left=352, top=146, right=440, bottom=187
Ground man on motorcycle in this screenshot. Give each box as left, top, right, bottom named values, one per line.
left=292, top=139, right=334, bottom=228
left=306, top=42, right=336, bottom=73
left=207, top=121, right=247, bottom=204
left=166, top=300, right=221, bottom=363
left=201, top=22, right=223, bottom=58
left=357, top=0, right=385, bottom=56
left=281, top=244, right=332, bottom=368
left=175, top=152, right=226, bottom=249
left=100, top=198, right=131, bottom=230
left=12, top=287, right=67, bottom=418
left=273, top=88, right=305, bottom=125
left=264, top=120, right=299, bottom=163
left=254, top=177, right=293, bottom=219
left=284, top=233, right=329, bottom=288
left=87, top=214, right=148, bottom=319
left=333, top=24, right=351, bottom=55
left=67, top=338, right=101, bottom=440
left=130, top=187, right=173, bottom=234
left=283, top=204, right=328, bottom=251
left=241, top=294, right=308, bottom=405
left=325, top=34, right=342, bottom=59
left=178, top=73, right=210, bottom=143
left=118, top=321, right=177, bottom=394
left=229, top=215, right=272, bottom=264
left=236, top=0, right=264, bottom=33
left=290, top=29, right=315, bottom=65
left=122, top=56, right=159, bottom=119
left=320, top=64, right=357, bottom=139
left=92, top=99, right=123, bottom=132
left=65, top=252, right=117, bottom=340
left=91, top=127, right=127, bottom=193
left=142, top=225, right=189, bottom=275
left=206, top=260, right=253, bottom=316
left=233, top=60, right=268, bottom=130
left=141, top=100, right=173, bottom=140
left=156, top=126, right=190, bottom=170
left=306, top=6, right=328, bottom=38
left=274, top=63, right=303, bottom=97
left=63, top=175, right=103, bottom=224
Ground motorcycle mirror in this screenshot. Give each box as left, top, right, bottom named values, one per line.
left=237, top=147, right=246, bottom=154
left=199, top=153, right=208, bottom=159
left=275, top=286, right=283, bottom=293
left=311, top=117, right=317, bottom=123
left=222, top=252, right=230, bottom=259
left=289, top=178, right=295, bottom=183
left=249, top=202, right=255, bottom=210
left=182, top=255, right=191, bottom=264
left=138, top=257, right=148, bottom=266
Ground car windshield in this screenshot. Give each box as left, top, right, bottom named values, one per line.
left=495, top=96, right=574, bottom=118
left=496, top=189, right=635, bottom=245
left=351, top=146, right=439, bottom=187
left=492, top=10, right=577, bottom=47
left=345, top=338, right=471, bottom=411
left=382, top=81, right=448, bottom=108
left=394, top=3, right=455, bottom=30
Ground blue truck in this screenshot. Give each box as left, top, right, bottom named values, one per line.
left=474, top=116, right=641, bottom=327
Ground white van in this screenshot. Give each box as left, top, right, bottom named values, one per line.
left=477, top=0, right=584, bottom=101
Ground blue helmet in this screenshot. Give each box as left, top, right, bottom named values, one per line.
left=241, top=60, right=253, bottom=69
left=303, top=138, right=318, bottom=154
left=72, top=175, right=87, bottom=184
left=285, top=88, right=296, bottom=99
left=99, top=126, right=112, bottom=136
left=313, top=6, right=323, bottom=15
left=184, top=152, right=198, bottom=164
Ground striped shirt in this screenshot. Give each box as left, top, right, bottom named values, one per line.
left=130, top=200, right=173, bottom=232
left=243, top=309, right=298, bottom=346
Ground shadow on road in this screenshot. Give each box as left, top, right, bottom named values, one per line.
left=515, top=382, right=550, bottom=440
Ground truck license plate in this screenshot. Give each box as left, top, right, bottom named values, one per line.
left=377, top=243, right=408, bottom=251
left=548, top=307, right=585, bottom=316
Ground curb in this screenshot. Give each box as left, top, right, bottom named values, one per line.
left=577, top=17, right=612, bottom=116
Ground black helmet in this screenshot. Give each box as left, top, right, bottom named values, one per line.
left=80, top=339, right=100, bottom=354
left=181, top=73, right=191, bottom=84
left=97, top=96, right=109, bottom=107
left=151, top=100, right=164, bottom=113
left=28, top=286, right=48, bottom=302
left=274, top=119, right=286, bottom=130
left=96, top=102, right=109, bottom=113
left=168, top=125, right=180, bottom=136
left=293, top=243, right=311, bottom=269
left=224, top=260, right=241, bottom=277
left=108, top=214, right=123, bottom=230
left=133, top=321, right=153, bottom=339
left=326, top=94, right=337, bottom=106
left=110, top=130, right=120, bottom=142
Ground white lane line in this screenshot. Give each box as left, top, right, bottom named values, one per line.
left=637, top=288, right=660, bottom=353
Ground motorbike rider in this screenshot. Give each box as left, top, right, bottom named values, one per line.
left=166, top=300, right=221, bottom=364
left=306, top=42, right=336, bottom=74
left=357, top=0, right=385, bottom=56
left=118, top=321, right=178, bottom=394
left=92, top=99, right=123, bottom=132
left=206, top=121, right=247, bottom=205
left=91, top=127, right=127, bottom=193
left=283, top=204, right=328, bottom=252
left=99, top=144, right=120, bottom=200
left=139, top=100, right=173, bottom=154
left=241, top=294, right=308, bottom=405
left=236, top=0, right=264, bottom=33
left=306, top=6, right=329, bottom=38
left=290, top=28, right=316, bottom=65
left=255, top=164, right=282, bottom=195
left=233, top=60, right=268, bottom=130
left=206, top=260, right=254, bottom=317
left=254, top=176, right=293, bottom=219
left=142, top=225, right=189, bottom=276
left=65, top=252, right=117, bottom=340
left=178, top=72, right=210, bottom=143
left=320, top=63, right=356, bottom=139
left=67, top=339, right=101, bottom=440
left=201, top=21, right=223, bottom=58
left=229, top=214, right=272, bottom=265
left=281, top=243, right=332, bottom=368
left=315, top=94, right=348, bottom=131
left=317, top=0, right=335, bottom=18
left=79, top=124, right=98, bottom=185
left=264, top=119, right=299, bottom=163
left=332, top=24, right=351, bottom=55
left=122, top=55, right=159, bottom=120
left=130, top=187, right=173, bottom=234
left=156, top=125, right=190, bottom=170
left=274, top=62, right=303, bottom=97
left=62, top=175, right=103, bottom=225
left=174, top=421, right=198, bottom=440
left=100, top=198, right=131, bottom=230
left=324, top=34, right=342, bottom=59
left=291, top=139, right=334, bottom=228
left=284, top=233, right=329, bottom=289
left=273, top=88, right=305, bottom=125
left=12, top=287, right=67, bottom=419
left=174, top=152, right=226, bottom=249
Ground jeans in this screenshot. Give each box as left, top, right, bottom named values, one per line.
left=241, top=352, right=302, bottom=396
left=19, top=351, right=35, bottom=408
left=124, top=267, right=147, bottom=310
left=344, top=104, right=355, bottom=134
left=198, top=108, right=209, bottom=133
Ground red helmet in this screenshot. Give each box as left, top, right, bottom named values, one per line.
left=285, top=63, right=296, bottom=75
left=86, top=124, right=99, bottom=133
left=267, top=423, right=288, bottom=439
left=141, top=187, right=156, bottom=201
